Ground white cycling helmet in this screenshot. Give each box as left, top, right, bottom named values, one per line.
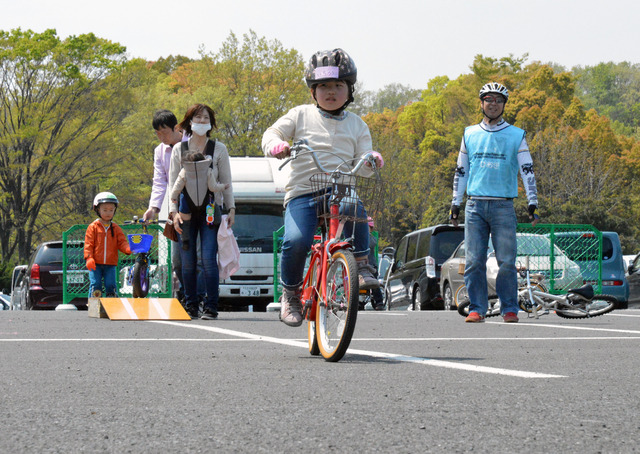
left=479, top=82, right=509, bottom=101
left=93, top=192, right=119, bottom=215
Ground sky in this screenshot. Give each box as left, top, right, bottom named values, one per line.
left=2, top=0, right=640, bottom=92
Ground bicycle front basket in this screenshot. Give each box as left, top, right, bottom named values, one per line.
left=309, top=172, right=383, bottom=222
left=127, top=234, right=153, bottom=254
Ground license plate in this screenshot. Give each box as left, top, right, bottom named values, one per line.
left=240, top=287, right=261, bottom=297
left=67, top=273, right=85, bottom=284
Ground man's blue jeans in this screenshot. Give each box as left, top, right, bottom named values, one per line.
left=89, top=264, right=117, bottom=296
left=464, top=199, right=518, bottom=315
left=180, top=215, right=219, bottom=314
left=281, top=193, right=369, bottom=290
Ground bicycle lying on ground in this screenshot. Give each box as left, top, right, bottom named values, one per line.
left=123, top=216, right=160, bottom=298
left=279, top=140, right=383, bottom=361
left=457, top=258, right=618, bottom=319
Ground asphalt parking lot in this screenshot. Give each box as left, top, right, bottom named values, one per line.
left=2, top=307, right=640, bottom=453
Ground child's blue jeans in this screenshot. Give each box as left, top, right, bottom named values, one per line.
left=89, top=264, right=118, bottom=296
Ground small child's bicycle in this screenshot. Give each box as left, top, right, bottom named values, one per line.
left=516, top=257, right=618, bottom=319
left=457, top=257, right=618, bottom=319
left=280, top=140, right=383, bottom=361
left=123, top=216, right=157, bottom=298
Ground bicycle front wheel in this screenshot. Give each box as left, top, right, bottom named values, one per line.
left=132, top=258, right=149, bottom=298
left=556, top=294, right=617, bottom=319
left=316, top=249, right=359, bottom=362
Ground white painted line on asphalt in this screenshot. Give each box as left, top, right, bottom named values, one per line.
left=487, top=321, right=640, bottom=335
left=151, top=320, right=566, bottom=378
left=0, top=338, right=261, bottom=342
left=2, top=336, right=639, bottom=342
left=351, top=336, right=640, bottom=341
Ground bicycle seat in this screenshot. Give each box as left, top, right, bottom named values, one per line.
left=568, top=284, right=594, bottom=300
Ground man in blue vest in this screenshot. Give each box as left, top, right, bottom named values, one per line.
left=450, top=82, right=539, bottom=323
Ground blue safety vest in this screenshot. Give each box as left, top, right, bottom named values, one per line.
left=463, top=123, right=525, bottom=199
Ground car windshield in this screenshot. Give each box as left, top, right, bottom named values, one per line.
left=432, top=230, right=465, bottom=262
left=553, top=234, right=613, bottom=261
left=233, top=204, right=284, bottom=253
left=489, top=235, right=566, bottom=257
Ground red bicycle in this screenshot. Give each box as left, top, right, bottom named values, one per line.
left=280, top=140, right=383, bottom=361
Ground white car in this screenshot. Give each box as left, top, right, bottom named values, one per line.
left=491, top=233, right=583, bottom=293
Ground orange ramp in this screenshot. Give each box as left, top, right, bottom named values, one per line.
left=99, top=297, right=191, bottom=320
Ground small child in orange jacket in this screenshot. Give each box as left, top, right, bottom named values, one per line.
left=84, top=192, right=131, bottom=297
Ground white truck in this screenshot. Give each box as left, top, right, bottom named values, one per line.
left=159, top=156, right=289, bottom=311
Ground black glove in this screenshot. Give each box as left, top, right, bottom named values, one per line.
left=450, top=205, right=460, bottom=221
left=528, top=204, right=539, bottom=220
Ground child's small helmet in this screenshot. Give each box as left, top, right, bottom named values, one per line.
left=305, top=48, right=357, bottom=88
left=93, top=192, right=119, bottom=214
left=479, top=82, right=509, bottom=101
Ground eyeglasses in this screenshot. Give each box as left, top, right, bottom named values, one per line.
left=482, top=96, right=506, bottom=104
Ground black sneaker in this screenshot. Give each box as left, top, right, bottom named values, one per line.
left=186, top=306, right=199, bottom=319
left=200, top=309, right=218, bottom=320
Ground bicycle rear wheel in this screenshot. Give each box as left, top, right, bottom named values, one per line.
left=555, top=294, right=617, bottom=319
left=316, top=249, right=359, bottom=362
left=132, top=257, right=149, bottom=298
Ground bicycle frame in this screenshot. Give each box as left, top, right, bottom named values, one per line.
left=302, top=198, right=352, bottom=322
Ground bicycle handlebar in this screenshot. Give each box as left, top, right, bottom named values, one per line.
left=278, top=139, right=379, bottom=176
left=124, top=216, right=166, bottom=226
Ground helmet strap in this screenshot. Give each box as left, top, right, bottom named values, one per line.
left=481, top=102, right=505, bottom=123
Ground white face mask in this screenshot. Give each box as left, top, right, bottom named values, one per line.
left=191, top=122, right=212, bottom=136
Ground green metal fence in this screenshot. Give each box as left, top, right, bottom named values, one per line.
left=515, top=223, right=603, bottom=294
left=62, top=223, right=172, bottom=305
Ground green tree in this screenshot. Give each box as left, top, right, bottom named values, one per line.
left=352, top=83, right=421, bottom=116
left=0, top=29, right=138, bottom=262
left=166, top=30, right=309, bottom=156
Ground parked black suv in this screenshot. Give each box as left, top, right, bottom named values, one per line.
left=19, top=241, right=88, bottom=310
left=384, top=224, right=464, bottom=310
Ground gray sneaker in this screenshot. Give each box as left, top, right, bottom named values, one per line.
left=358, top=264, right=380, bottom=290
left=279, top=288, right=303, bottom=327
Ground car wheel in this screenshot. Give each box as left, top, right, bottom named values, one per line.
left=412, top=286, right=422, bottom=312
left=443, top=283, right=453, bottom=310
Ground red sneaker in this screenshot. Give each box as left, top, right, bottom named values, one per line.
left=465, top=312, right=485, bottom=323
left=503, top=312, right=519, bottom=323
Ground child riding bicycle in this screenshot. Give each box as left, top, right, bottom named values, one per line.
left=84, top=192, right=132, bottom=297
left=262, top=48, right=383, bottom=327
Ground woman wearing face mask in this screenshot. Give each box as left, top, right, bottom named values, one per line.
left=168, top=103, right=235, bottom=320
